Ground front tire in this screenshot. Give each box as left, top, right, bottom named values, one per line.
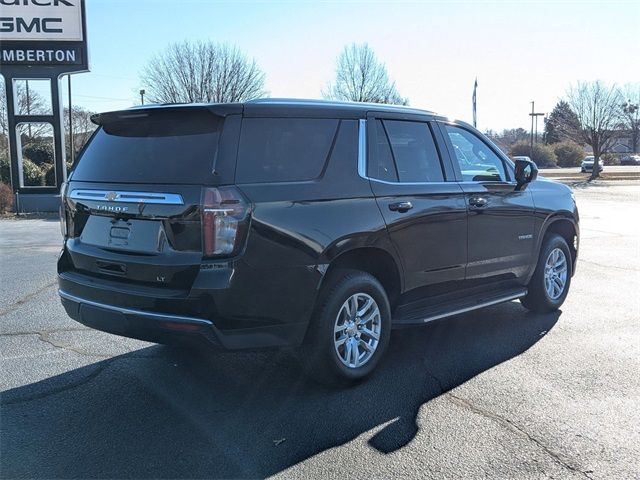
left=521, top=234, right=572, bottom=313
left=301, top=270, right=391, bottom=385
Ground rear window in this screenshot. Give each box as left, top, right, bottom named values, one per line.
left=236, top=118, right=339, bottom=183
left=71, top=109, right=221, bottom=184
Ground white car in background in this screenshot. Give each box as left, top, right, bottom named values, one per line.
left=581, top=156, right=604, bottom=173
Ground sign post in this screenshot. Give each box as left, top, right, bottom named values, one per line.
left=0, top=0, right=89, bottom=212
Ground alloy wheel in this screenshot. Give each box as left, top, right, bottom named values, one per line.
left=544, top=247, right=568, bottom=300
left=333, top=293, right=382, bottom=368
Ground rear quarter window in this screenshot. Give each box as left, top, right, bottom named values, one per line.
left=236, top=118, right=339, bottom=183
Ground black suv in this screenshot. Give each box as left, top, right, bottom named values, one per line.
left=58, top=99, right=579, bottom=383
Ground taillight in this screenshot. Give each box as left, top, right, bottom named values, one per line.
left=201, top=186, right=250, bottom=257
left=59, top=182, right=68, bottom=238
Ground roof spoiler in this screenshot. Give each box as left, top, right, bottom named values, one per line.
left=91, top=103, right=243, bottom=126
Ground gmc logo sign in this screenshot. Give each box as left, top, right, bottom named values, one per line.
left=0, top=17, right=63, bottom=34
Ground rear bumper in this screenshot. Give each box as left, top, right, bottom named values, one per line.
left=58, top=276, right=309, bottom=350
left=59, top=289, right=220, bottom=346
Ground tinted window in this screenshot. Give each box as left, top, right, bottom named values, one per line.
left=369, top=120, right=398, bottom=181
left=72, top=110, right=221, bottom=184
left=236, top=118, right=339, bottom=183
left=383, top=120, right=444, bottom=182
left=445, top=125, right=506, bottom=182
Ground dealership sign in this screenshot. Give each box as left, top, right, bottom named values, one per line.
left=0, top=0, right=89, bottom=204
left=0, top=0, right=88, bottom=70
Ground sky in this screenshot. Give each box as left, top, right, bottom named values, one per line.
left=65, top=0, right=640, bottom=131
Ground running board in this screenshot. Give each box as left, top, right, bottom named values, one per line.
left=392, top=287, right=527, bottom=327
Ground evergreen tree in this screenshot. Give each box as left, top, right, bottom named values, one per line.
left=544, top=100, right=580, bottom=144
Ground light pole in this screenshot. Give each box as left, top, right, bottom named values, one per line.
left=139, top=89, right=146, bottom=105
left=68, top=75, right=74, bottom=165
left=25, top=79, right=32, bottom=137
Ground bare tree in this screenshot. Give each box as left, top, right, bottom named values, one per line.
left=63, top=105, right=97, bottom=161
left=564, top=81, right=623, bottom=180
left=0, top=80, right=8, bottom=155
left=1, top=80, right=47, bottom=138
left=621, top=83, right=640, bottom=154
left=0, top=80, right=48, bottom=159
left=140, top=41, right=267, bottom=104
left=486, top=127, right=530, bottom=152
left=323, top=43, right=408, bottom=105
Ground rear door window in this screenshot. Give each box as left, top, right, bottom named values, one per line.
left=369, top=120, right=398, bottom=182
left=384, top=120, right=445, bottom=183
left=369, top=120, right=444, bottom=183
left=236, top=118, right=339, bottom=183
left=71, top=109, right=222, bottom=184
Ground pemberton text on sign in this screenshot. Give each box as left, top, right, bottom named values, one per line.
left=1, top=46, right=81, bottom=64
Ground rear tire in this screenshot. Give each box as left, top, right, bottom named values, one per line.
left=521, top=234, right=572, bottom=313
left=300, top=269, right=391, bottom=386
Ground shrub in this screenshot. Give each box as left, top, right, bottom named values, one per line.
left=0, top=182, right=13, bottom=213
left=553, top=141, right=584, bottom=167
left=22, top=158, right=44, bottom=186
left=23, top=140, right=54, bottom=167
left=0, top=155, right=10, bottom=184
left=44, top=163, right=56, bottom=186
left=510, top=140, right=557, bottom=167
left=44, top=161, right=73, bottom=186
left=601, top=153, right=620, bottom=166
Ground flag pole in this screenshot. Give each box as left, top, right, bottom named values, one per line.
left=472, top=77, right=478, bottom=128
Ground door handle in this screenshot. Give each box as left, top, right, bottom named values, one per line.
left=469, top=196, right=488, bottom=208
left=388, top=201, right=413, bottom=212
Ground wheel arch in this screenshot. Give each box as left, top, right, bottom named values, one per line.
left=532, top=215, right=579, bottom=280
left=319, top=246, right=403, bottom=308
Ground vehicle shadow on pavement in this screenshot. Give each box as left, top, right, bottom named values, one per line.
left=1, top=302, right=560, bottom=479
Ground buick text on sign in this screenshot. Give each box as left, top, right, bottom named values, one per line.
left=0, top=0, right=83, bottom=42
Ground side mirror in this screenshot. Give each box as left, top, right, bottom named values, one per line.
left=514, top=159, right=538, bottom=187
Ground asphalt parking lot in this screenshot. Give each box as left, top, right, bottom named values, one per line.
left=1, top=181, right=639, bottom=479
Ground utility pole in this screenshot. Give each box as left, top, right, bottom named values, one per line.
left=529, top=101, right=545, bottom=157
left=530, top=101, right=534, bottom=157
left=534, top=113, right=544, bottom=144
left=533, top=113, right=545, bottom=143
left=140, top=89, right=145, bottom=105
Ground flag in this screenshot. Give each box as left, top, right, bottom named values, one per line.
left=472, top=77, right=478, bottom=128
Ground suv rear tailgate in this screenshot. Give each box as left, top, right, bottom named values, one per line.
left=62, top=182, right=204, bottom=289
left=61, top=106, right=242, bottom=290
